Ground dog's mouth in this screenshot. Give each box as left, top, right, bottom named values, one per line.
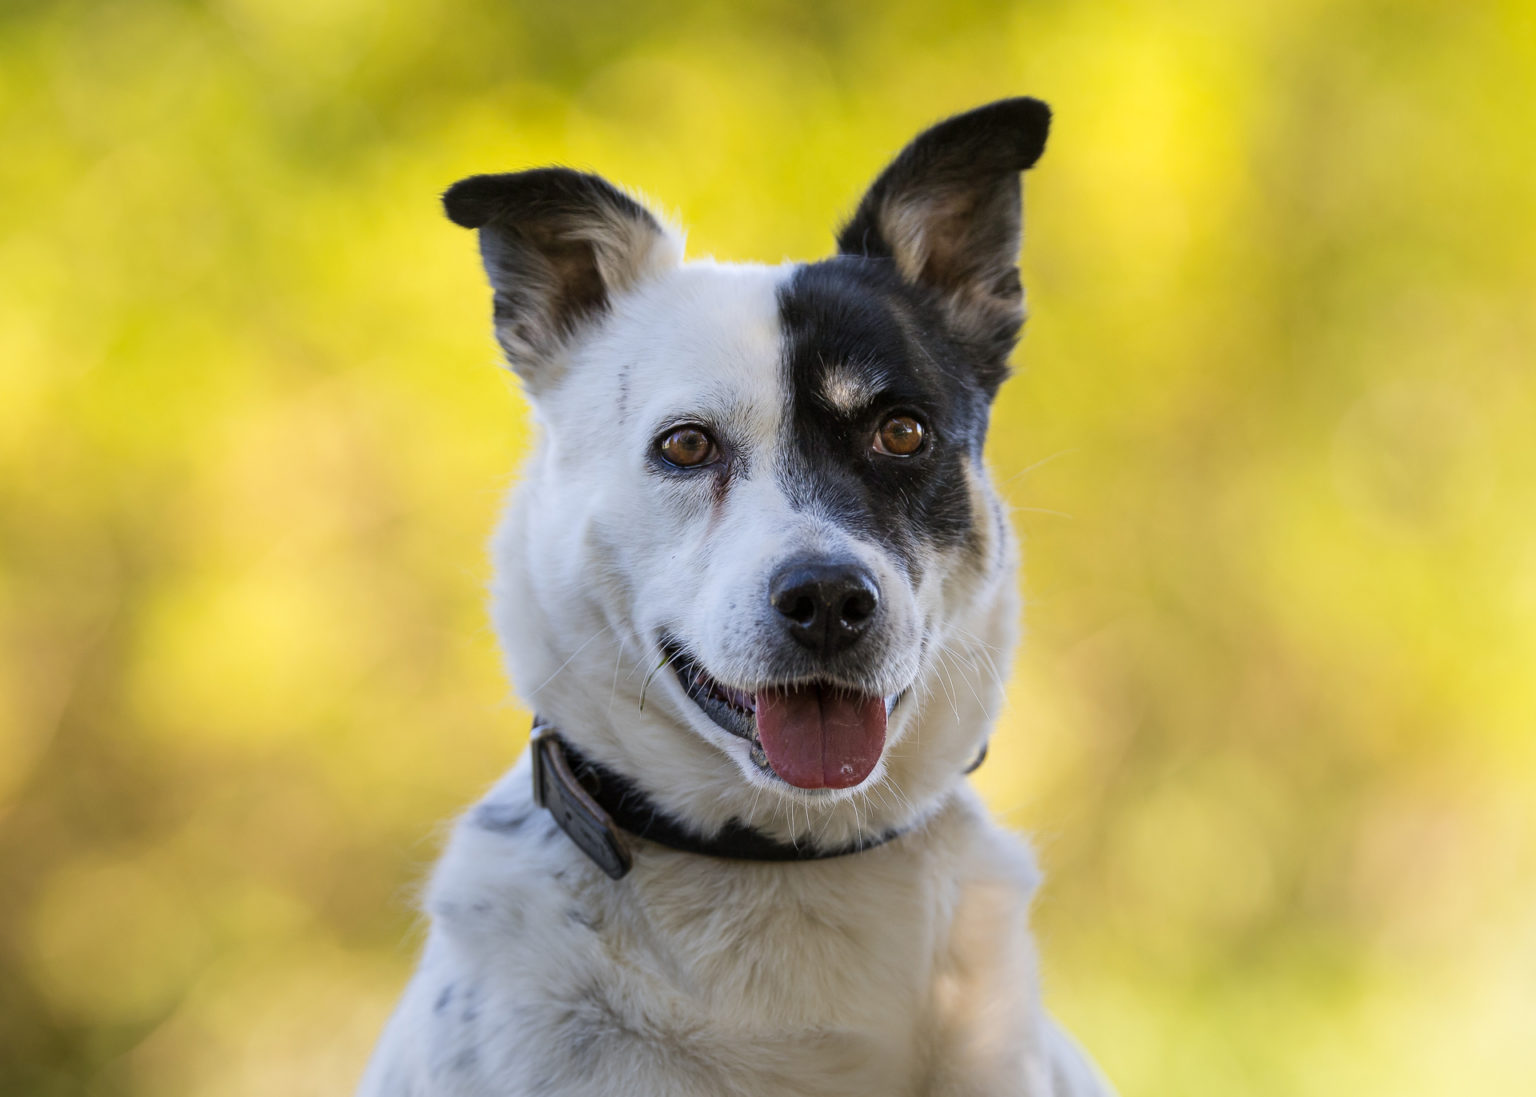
left=663, top=640, right=894, bottom=791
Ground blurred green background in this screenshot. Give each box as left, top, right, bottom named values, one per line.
left=3, top=0, right=1534, bottom=1093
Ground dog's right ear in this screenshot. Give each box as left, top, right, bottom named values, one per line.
left=837, top=98, right=1050, bottom=394
left=443, top=169, right=683, bottom=390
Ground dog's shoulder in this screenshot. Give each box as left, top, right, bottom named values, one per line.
left=359, top=763, right=634, bottom=1095
left=424, top=758, right=610, bottom=953
left=918, top=782, right=1042, bottom=901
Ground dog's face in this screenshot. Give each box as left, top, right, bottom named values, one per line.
left=446, top=100, right=1050, bottom=839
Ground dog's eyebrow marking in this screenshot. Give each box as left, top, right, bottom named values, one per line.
left=819, top=360, right=890, bottom=414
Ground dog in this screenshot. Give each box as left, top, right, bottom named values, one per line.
left=358, top=98, right=1115, bottom=1097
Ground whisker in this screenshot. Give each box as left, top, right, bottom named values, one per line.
left=1001, top=447, right=1078, bottom=485
left=528, top=624, right=613, bottom=700
left=637, top=649, right=675, bottom=712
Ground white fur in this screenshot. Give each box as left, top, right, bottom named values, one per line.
left=359, top=251, right=1115, bottom=1095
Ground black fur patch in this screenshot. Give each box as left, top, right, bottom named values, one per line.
left=769, top=99, right=1050, bottom=575
left=775, top=256, right=994, bottom=569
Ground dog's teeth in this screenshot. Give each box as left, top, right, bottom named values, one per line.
left=705, top=681, right=756, bottom=716
left=748, top=742, right=771, bottom=772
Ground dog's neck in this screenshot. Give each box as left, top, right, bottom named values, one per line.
left=530, top=723, right=920, bottom=879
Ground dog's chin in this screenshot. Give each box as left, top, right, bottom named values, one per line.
left=659, top=637, right=904, bottom=794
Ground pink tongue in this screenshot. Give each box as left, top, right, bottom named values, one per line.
left=754, top=685, right=887, bottom=790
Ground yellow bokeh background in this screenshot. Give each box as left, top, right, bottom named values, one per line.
left=3, top=1, right=1534, bottom=1094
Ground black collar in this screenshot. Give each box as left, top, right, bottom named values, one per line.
left=529, top=723, right=909, bottom=879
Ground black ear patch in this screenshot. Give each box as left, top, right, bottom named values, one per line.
left=836, top=98, right=1051, bottom=391
left=443, top=169, right=680, bottom=388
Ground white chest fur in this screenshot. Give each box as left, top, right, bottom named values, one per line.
left=358, top=760, right=1075, bottom=1097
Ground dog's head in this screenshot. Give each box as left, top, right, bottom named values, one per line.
left=446, top=99, right=1049, bottom=843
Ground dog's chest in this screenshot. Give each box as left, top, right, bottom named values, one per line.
left=417, top=800, right=977, bottom=1096
left=625, top=847, right=947, bottom=1025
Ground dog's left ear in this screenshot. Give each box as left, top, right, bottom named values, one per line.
left=443, top=168, right=683, bottom=391
left=837, top=98, right=1051, bottom=391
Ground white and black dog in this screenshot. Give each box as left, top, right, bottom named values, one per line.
left=359, top=99, right=1114, bottom=1097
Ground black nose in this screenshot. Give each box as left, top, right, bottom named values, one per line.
left=769, top=562, right=880, bottom=656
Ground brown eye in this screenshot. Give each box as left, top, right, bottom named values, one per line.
left=659, top=426, right=719, bottom=468
left=873, top=415, right=925, bottom=457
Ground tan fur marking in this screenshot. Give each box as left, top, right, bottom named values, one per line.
left=820, top=363, right=880, bottom=413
